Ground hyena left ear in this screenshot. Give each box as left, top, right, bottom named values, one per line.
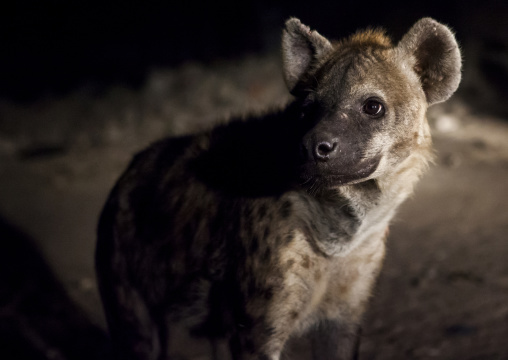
left=398, top=18, right=462, bottom=105
left=282, top=18, right=334, bottom=94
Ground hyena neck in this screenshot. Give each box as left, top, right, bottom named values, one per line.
left=338, top=145, right=432, bottom=245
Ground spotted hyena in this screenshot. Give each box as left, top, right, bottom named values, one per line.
left=96, top=17, right=461, bottom=360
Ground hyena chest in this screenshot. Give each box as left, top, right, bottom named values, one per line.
left=265, top=225, right=386, bottom=334
left=198, top=193, right=387, bottom=336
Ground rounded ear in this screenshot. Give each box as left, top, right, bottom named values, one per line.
left=282, top=18, right=334, bottom=94
left=398, top=18, right=462, bottom=105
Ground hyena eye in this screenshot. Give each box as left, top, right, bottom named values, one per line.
left=300, top=99, right=316, bottom=120
left=362, top=99, right=385, bottom=117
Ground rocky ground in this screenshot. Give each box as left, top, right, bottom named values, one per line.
left=0, top=54, right=507, bottom=359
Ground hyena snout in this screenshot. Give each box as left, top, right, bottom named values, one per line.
left=314, top=139, right=338, bottom=161
left=300, top=127, right=381, bottom=185
left=302, top=134, right=339, bottom=162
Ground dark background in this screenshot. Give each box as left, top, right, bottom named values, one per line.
left=2, top=0, right=508, bottom=108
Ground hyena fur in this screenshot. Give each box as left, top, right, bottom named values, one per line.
left=96, top=17, right=461, bottom=360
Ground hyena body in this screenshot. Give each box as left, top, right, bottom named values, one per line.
left=96, top=18, right=461, bottom=360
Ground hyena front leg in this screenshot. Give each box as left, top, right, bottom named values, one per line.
left=228, top=316, right=297, bottom=360
left=229, top=331, right=285, bottom=360
left=102, top=284, right=161, bottom=360
left=310, top=320, right=361, bottom=360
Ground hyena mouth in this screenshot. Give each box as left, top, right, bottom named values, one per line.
left=300, top=155, right=381, bottom=189
left=326, top=155, right=381, bottom=185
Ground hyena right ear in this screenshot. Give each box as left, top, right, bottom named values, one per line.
left=398, top=18, right=462, bottom=105
left=282, top=18, right=334, bottom=94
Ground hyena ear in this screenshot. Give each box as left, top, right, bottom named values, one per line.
left=282, top=18, right=334, bottom=94
left=398, top=18, right=462, bottom=105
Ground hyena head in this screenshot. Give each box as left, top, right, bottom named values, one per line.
left=282, top=18, right=461, bottom=187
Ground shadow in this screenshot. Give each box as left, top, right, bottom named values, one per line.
left=0, top=215, right=111, bottom=359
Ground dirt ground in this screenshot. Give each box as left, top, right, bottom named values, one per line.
left=0, top=54, right=507, bottom=359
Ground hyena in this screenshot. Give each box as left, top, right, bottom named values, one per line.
left=96, top=17, right=461, bottom=360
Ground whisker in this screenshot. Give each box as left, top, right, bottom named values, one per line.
left=308, top=178, right=321, bottom=196
left=305, top=178, right=315, bottom=195
left=299, top=176, right=314, bottom=186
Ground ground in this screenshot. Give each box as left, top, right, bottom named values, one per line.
left=0, top=54, right=507, bottom=359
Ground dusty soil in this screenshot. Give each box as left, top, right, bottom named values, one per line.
left=0, top=54, right=507, bottom=359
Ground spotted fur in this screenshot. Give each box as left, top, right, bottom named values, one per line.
left=96, top=17, right=461, bottom=360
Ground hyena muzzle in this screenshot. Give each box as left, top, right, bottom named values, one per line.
left=96, top=17, right=461, bottom=360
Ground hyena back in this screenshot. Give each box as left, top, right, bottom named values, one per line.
left=96, top=17, right=461, bottom=360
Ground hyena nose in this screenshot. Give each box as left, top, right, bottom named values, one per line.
left=314, top=141, right=337, bottom=161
